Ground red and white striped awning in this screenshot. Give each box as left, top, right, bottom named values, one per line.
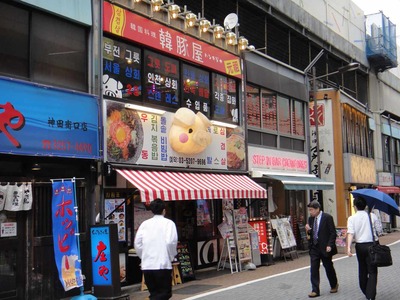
left=116, top=169, right=267, bottom=203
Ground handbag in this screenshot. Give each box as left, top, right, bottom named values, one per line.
left=367, top=212, right=393, bottom=267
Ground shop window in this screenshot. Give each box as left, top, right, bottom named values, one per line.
left=0, top=2, right=87, bottom=91
left=262, top=132, right=277, bottom=147
left=293, top=100, right=305, bottom=136
left=0, top=3, right=29, bottom=78
left=278, top=95, right=291, bottom=135
left=246, top=85, right=305, bottom=151
left=246, top=84, right=261, bottom=128
left=211, top=73, right=239, bottom=125
left=261, top=89, right=277, bottom=131
left=383, top=135, right=391, bottom=172
left=248, top=130, right=261, bottom=145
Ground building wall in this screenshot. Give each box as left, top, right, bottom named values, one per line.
left=266, top=0, right=368, bottom=66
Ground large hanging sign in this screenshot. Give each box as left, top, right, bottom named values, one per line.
left=103, top=2, right=241, bottom=79
left=51, top=180, right=83, bottom=291
left=0, top=77, right=100, bottom=159
left=105, top=100, right=246, bottom=171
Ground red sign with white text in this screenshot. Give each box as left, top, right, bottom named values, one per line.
left=103, top=2, right=241, bottom=79
left=249, top=220, right=269, bottom=254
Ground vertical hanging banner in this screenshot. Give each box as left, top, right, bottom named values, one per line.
left=52, top=180, right=83, bottom=291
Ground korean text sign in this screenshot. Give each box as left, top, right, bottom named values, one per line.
left=51, top=180, right=83, bottom=291
left=103, top=2, right=241, bottom=79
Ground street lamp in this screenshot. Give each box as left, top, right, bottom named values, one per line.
left=310, top=62, right=359, bottom=201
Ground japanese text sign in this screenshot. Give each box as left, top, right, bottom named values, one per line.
left=51, top=180, right=83, bottom=291
left=0, top=77, right=100, bottom=159
left=90, top=226, right=113, bottom=286
left=103, top=2, right=241, bottom=78
left=249, top=220, right=269, bottom=254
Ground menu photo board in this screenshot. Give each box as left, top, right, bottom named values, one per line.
left=182, top=63, right=211, bottom=117
left=176, top=242, right=195, bottom=282
left=144, top=50, right=179, bottom=109
left=212, top=73, right=239, bottom=125
left=103, top=37, right=142, bottom=101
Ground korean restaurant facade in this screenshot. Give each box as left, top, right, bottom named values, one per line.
left=0, top=1, right=102, bottom=299
left=242, top=51, right=334, bottom=250
left=100, top=1, right=267, bottom=286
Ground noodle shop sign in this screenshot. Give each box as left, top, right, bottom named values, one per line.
left=105, top=100, right=246, bottom=171
left=103, top=2, right=241, bottom=79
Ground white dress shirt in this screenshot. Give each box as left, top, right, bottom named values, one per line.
left=347, top=210, right=379, bottom=243
left=134, top=214, right=178, bottom=270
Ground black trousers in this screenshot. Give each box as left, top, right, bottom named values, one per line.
left=309, top=244, right=338, bottom=294
left=355, top=242, right=378, bottom=300
left=143, top=269, right=172, bottom=300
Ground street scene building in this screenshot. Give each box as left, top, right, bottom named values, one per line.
left=0, top=0, right=399, bottom=299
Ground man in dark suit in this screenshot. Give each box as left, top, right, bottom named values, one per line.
left=305, top=200, right=339, bottom=298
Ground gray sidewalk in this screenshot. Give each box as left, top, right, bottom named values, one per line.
left=123, top=230, right=400, bottom=300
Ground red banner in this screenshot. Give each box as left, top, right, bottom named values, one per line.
left=249, top=220, right=269, bottom=254
left=103, top=2, right=241, bottom=79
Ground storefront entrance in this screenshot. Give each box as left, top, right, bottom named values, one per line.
left=0, top=211, right=26, bottom=300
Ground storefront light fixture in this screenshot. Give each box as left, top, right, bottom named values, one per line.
left=125, top=103, right=166, bottom=115
left=210, top=120, right=238, bottom=129
left=168, top=4, right=181, bottom=19
left=151, top=0, right=164, bottom=12
left=238, top=37, right=249, bottom=51
left=213, top=25, right=224, bottom=39
left=199, top=19, right=211, bottom=33
left=225, top=31, right=237, bottom=45
left=185, top=13, right=197, bottom=27
left=32, top=163, right=41, bottom=171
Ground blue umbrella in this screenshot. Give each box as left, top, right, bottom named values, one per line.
left=351, top=188, right=400, bottom=216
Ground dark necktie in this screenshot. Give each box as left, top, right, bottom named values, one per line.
left=313, top=217, right=318, bottom=244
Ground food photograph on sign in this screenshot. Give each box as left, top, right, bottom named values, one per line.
left=106, top=101, right=144, bottom=163
left=226, top=127, right=245, bottom=170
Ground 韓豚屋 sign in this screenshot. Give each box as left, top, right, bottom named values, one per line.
left=0, top=77, right=100, bottom=159
left=103, top=2, right=241, bottom=79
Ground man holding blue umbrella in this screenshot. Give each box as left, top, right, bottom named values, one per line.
left=348, top=189, right=399, bottom=300
left=347, top=196, right=380, bottom=300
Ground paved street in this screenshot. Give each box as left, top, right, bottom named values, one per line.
left=124, top=230, right=400, bottom=300
left=185, top=240, right=400, bottom=300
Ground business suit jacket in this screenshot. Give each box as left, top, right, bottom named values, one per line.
left=308, top=212, right=338, bottom=257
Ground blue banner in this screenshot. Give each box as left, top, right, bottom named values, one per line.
left=90, top=226, right=112, bottom=286
left=0, top=76, right=100, bottom=159
left=52, top=180, right=83, bottom=291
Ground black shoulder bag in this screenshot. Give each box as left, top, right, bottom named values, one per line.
left=367, top=212, right=392, bottom=267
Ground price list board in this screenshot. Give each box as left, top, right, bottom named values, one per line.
left=103, top=36, right=142, bottom=101
left=144, top=50, right=180, bottom=109
left=182, top=63, right=211, bottom=117
left=211, top=73, right=239, bottom=125
left=176, top=242, right=195, bottom=282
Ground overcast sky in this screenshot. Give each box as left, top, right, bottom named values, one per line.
left=352, top=0, right=400, bottom=28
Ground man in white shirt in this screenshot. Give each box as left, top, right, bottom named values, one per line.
left=347, top=196, right=379, bottom=300
left=134, top=199, right=178, bottom=299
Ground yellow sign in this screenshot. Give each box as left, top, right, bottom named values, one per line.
left=110, top=5, right=126, bottom=36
